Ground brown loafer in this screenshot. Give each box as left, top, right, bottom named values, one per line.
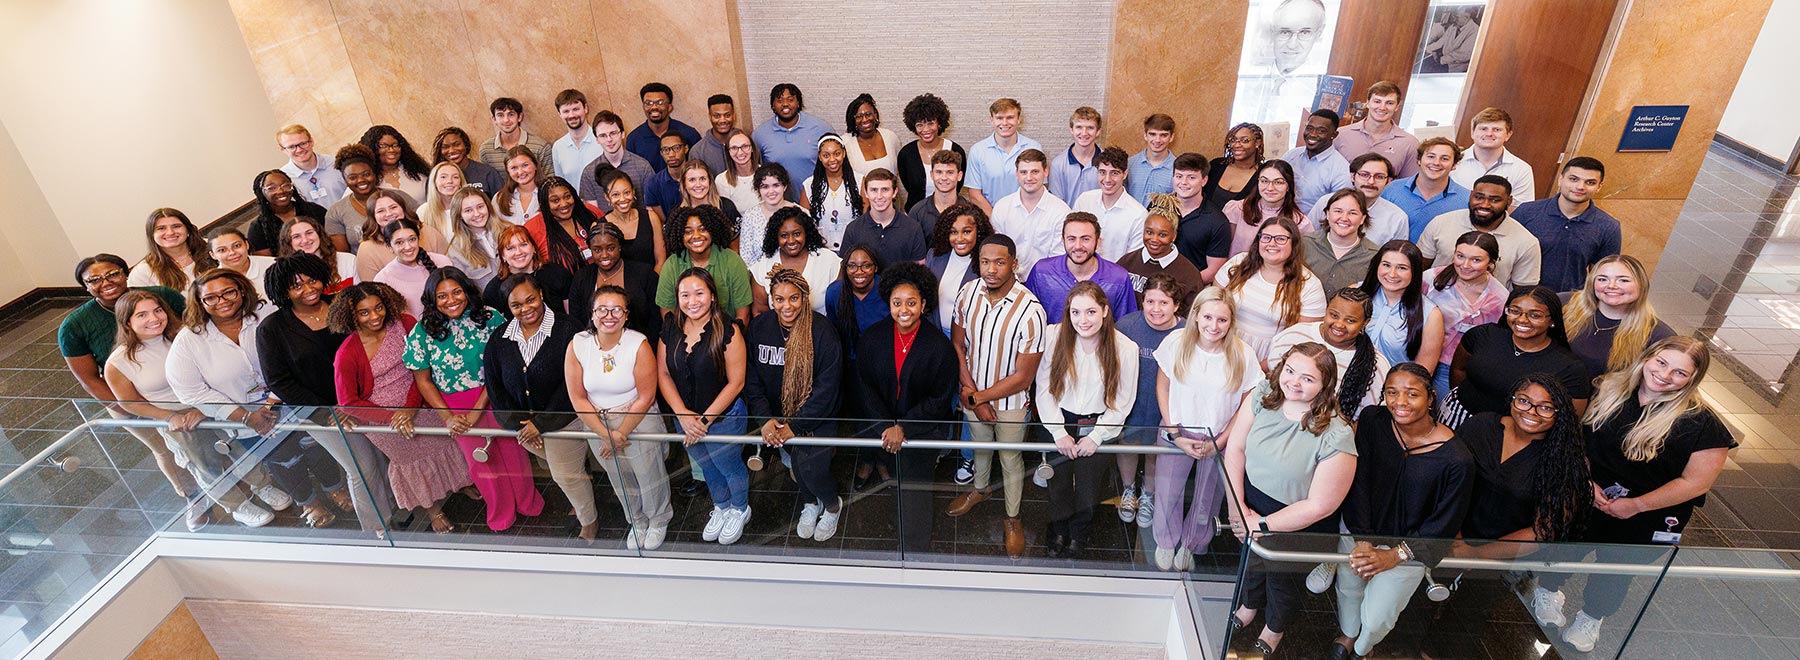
left=324, top=488, right=354, bottom=513
left=1004, top=517, right=1025, bottom=559
left=946, top=489, right=988, bottom=517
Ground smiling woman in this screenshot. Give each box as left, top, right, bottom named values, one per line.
left=1445, top=286, right=1591, bottom=428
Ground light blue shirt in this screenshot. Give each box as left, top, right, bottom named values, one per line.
left=966, top=133, right=1044, bottom=203
left=282, top=153, right=346, bottom=205
left=1368, top=288, right=1436, bottom=368
left=1280, top=146, right=1354, bottom=212
left=1124, top=151, right=1174, bottom=205
left=1382, top=175, right=1470, bottom=242
left=1048, top=145, right=1099, bottom=203
left=551, top=131, right=605, bottom=187
left=752, top=112, right=833, bottom=201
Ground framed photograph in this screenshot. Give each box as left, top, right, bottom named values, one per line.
left=1231, top=0, right=1344, bottom=125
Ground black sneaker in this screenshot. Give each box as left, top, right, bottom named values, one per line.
left=953, top=458, right=975, bottom=485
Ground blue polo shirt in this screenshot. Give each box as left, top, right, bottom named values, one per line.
left=966, top=133, right=1044, bottom=203
left=1511, top=197, right=1621, bottom=292
left=625, top=119, right=702, bottom=173
left=1280, top=145, right=1354, bottom=211
left=1048, top=146, right=1099, bottom=202
left=753, top=112, right=833, bottom=201
left=644, top=168, right=685, bottom=219
left=1125, top=151, right=1175, bottom=205
left=1383, top=175, right=1471, bottom=242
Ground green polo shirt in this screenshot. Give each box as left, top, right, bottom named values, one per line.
left=655, top=247, right=753, bottom=315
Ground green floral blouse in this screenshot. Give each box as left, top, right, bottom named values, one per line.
left=403, top=308, right=506, bottom=393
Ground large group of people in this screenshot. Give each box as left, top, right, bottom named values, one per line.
left=60, top=80, right=1733, bottom=658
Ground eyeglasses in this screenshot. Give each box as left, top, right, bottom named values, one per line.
left=280, top=140, right=312, bottom=152
left=201, top=288, right=242, bottom=307
left=1506, top=307, right=1550, bottom=322
left=1227, top=136, right=1256, bottom=146
left=1257, top=177, right=1285, bottom=186
left=377, top=142, right=401, bottom=151
left=853, top=111, right=877, bottom=121
left=262, top=183, right=296, bottom=194
left=1256, top=233, right=1291, bottom=245
left=1354, top=171, right=1391, bottom=183
left=643, top=99, right=670, bottom=108
left=846, top=262, right=877, bottom=272
left=1510, top=395, right=1558, bottom=418
left=729, top=144, right=755, bottom=152
left=660, top=144, right=686, bottom=153
left=82, top=270, right=126, bottom=286
left=1275, top=28, right=1318, bottom=43
left=594, top=306, right=626, bottom=319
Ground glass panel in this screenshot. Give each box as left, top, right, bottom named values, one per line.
left=1617, top=545, right=1800, bottom=659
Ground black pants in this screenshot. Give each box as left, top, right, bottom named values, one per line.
left=789, top=443, right=838, bottom=508
left=1538, top=505, right=1693, bottom=618
left=1238, top=479, right=1337, bottom=634
left=896, top=447, right=939, bottom=553
left=1045, top=413, right=1108, bottom=543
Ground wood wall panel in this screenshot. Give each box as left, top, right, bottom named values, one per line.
left=1325, top=0, right=1432, bottom=112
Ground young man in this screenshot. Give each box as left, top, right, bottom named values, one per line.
left=987, top=149, right=1070, bottom=279
left=1511, top=157, right=1618, bottom=292
left=626, top=82, right=702, bottom=173
left=1125, top=114, right=1177, bottom=204
left=1451, top=107, right=1536, bottom=203
left=1382, top=137, right=1470, bottom=241
left=1048, top=107, right=1102, bottom=202
left=752, top=83, right=832, bottom=201
left=1310, top=153, right=1408, bottom=246
left=578, top=110, right=657, bottom=209
left=966, top=98, right=1044, bottom=204
left=908, top=150, right=968, bottom=239
left=1282, top=109, right=1354, bottom=211
left=277, top=125, right=346, bottom=204
left=1073, top=147, right=1148, bottom=262
left=1119, top=211, right=1203, bottom=307
left=948, top=235, right=1046, bottom=560
left=645, top=133, right=690, bottom=219
left=1026, top=213, right=1140, bottom=320
left=479, top=97, right=553, bottom=172
left=690, top=94, right=738, bottom=176
left=550, top=89, right=605, bottom=185
left=1417, top=175, right=1542, bottom=288
left=434, top=127, right=505, bottom=193
left=840, top=169, right=927, bottom=266
left=1168, top=153, right=1232, bottom=284
left=1335, top=81, right=1421, bottom=178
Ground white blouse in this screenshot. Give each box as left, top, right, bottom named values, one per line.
left=127, top=259, right=195, bottom=289
left=1034, top=325, right=1140, bottom=444
left=1154, top=335, right=1262, bottom=434
left=844, top=127, right=902, bottom=183
left=572, top=329, right=649, bottom=410
left=1219, top=252, right=1328, bottom=361
left=164, top=307, right=272, bottom=435
left=107, top=336, right=185, bottom=411
left=803, top=176, right=856, bottom=253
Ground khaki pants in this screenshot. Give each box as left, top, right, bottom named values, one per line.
left=524, top=420, right=600, bottom=526
left=592, top=412, right=672, bottom=532
left=966, top=407, right=1028, bottom=517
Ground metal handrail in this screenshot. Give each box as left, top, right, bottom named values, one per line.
left=1247, top=537, right=1800, bottom=580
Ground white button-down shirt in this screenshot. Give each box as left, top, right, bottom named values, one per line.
left=164, top=306, right=275, bottom=437
left=989, top=190, right=1072, bottom=280
left=551, top=131, right=605, bottom=186
left=1451, top=147, right=1537, bottom=203
left=1072, top=189, right=1148, bottom=262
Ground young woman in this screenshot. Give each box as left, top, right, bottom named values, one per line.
left=715, top=129, right=763, bottom=213
left=360, top=125, right=431, bottom=202
left=105, top=290, right=270, bottom=531
left=1152, top=286, right=1260, bottom=571
left=897, top=93, right=968, bottom=209
left=525, top=175, right=605, bottom=274
left=844, top=94, right=901, bottom=186
left=1268, top=287, right=1390, bottom=422
left=800, top=134, right=863, bottom=253
left=858, top=263, right=956, bottom=551
left=165, top=268, right=350, bottom=529
left=925, top=203, right=992, bottom=331
left=656, top=268, right=752, bottom=545
left=827, top=244, right=890, bottom=488
left=1447, top=286, right=1591, bottom=428
left=129, top=208, right=217, bottom=290
left=735, top=164, right=801, bottom=268
left=247, top=169, right=327, bottom=256
left=1035, top=282, right=1140, bottom=559
left=331, top=282, right=473, bottom=535
left=207, top=228, right=275, bottom=297
left=748, top=268, right=849, bottom=543
left=279, top=217, right=354, bottom=293
left=257, top=254, right=395, bottom=533
left=403, top=267, right=543, bottom=531
left=569, top=222, right=661, bottom=341
left=355, top=190, right=448, bottom=283
left=596, top=169, right=668, bottom=271
left=447, top=186, right=511, bottom=289
left=482, top=225, right=572, bottom=317
left=1536, top=337, right=1734, bottom=653
left=482, top=276, right=591, bottom=539
left=654, top=205, right=754, bottom=323
left=372, top=217, right=449, bottom=320
left=1219, top=217, right=1327, bottom=360
left=1357, top=240, right=1445, bottom=374
left=1222, top=342, right=1356, bottom=658
left=566, top=285, right=675, bottom=549
left=324, top=143, right=420, bottom=256
left=492, top=146, right=542, bottom=226
left=1422, top=231, right=1508, bottom=399
left=1453, top=376, right=1590, bottom=555
left=749, top=207, right=839, bottom=314
left=1303, top=189, right=1378, bottom=293
left=1114, top=274, right=1187, bottom=529
left=416, top=161, right=469, bottom=239
left=1203, top=123, right=1265, bottom=210
left=679, top=160, right=740, bottom=223
left=1562, top=255, right=1674, bottom=379
left=1224, top=160, right=1312, bottom=257
left=1329, top=364, right=1473, bottom=660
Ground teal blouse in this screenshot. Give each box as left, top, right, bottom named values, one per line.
left=403, top=308, right=506, bottom=393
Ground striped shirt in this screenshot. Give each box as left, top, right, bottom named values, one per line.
left=954, top=279, right=1047, bottom=411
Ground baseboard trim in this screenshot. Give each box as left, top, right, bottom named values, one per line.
left=1713, top=132, right=1789, bottom=173
left=0, top=286, right=86, bottom=318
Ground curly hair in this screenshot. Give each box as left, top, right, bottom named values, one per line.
left=878, top=261, right=940, bottom=321
left=430, top=126, right=476, bottom=166
left=902, top=93, right=952, bottom=135
left=930, top=202, right=994, bottom=258
left=327, top=281, right=408, bottom=334
left=1222, top=122, right=1265, bottom=166
left=262, top=253, right=332, bottom=309
left=663, top=204, right=734, bottom=260
left=359, top=125, right=431, bottom=181
left=1511, top=374, right=1590, bottom=542
left=761, top=206, right=825, bottom=260
left=1329, top=287, right=1379, bottom=422
left=419, top=267, right=490, bottom=341
left=334, top=142, right=378, bottom=176
left=1261, top=341, right=1343, bottom=435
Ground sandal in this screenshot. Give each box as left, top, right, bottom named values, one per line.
left=301, top=502, right=337, bottom=528
left=462, top=486, right=484, bottom=502
left=429, top=511, right=456, bottom=534
left=324, top=489, right=354, bottom=513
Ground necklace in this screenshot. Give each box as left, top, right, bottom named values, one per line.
left=593, top=335, right=620, bottom=372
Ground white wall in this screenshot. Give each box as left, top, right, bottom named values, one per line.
left=0, top=0, right=278, bottom=296
left=1717, top=0, right=1800, bottom=161
left=0, top=123, right=77, bottom=302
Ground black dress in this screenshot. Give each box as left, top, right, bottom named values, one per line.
left=1453, top=323, right=1591, bottom=417
left=1456, top=412, right=1548, bottom=541
left=1200, top=158, right=1256, bottom=211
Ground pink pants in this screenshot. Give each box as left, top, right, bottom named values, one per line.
left=444, top=386, right=544, bottom=531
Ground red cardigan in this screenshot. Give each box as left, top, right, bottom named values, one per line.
left=333, top=314, right=422, bottom=425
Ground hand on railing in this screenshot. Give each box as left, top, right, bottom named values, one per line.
left=676, top=413, right=711, bottom=446
left=240, top=407, right=277, bottom=436
left=759, top=419, right=793, bottom=447
left=166, top=409, right=207, bottom=433
left=516, top=419, right=543, bottom=450
left=1167, top=424, right=1217, bottom=460
left=391, top=409, right=416, bottom=439
left=880, top=425, right=906, bottom=453
left=1348, top=540, right=1405, bottom=580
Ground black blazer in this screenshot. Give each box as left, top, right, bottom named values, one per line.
left=856, top=318, right=957, bottom=440
left=256, top=307, right=348, bottom=407
left=482, top=311, right=579, bottom=432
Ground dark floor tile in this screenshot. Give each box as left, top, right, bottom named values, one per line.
left=1740, top=462, right=1800, bottom=489
left=1712, top=486, right=1800, bottom=533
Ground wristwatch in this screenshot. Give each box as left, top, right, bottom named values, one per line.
left=1396, top=542, right=1414, bottom=563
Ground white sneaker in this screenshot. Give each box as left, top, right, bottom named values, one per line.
left=1306, top=562, right=1337, bottom=593
left=1155, top=547, right=1175, bottom=571
left=954, top=458, right=975, bottom=485
left=642, top=526, right=666, bottom=551
left=184, top=497, right=209, bottom=532
left=719, top=506, right=750, bottom=545
left=1174, top=548, right=1194, bottom=571
left=231, top=502, right=274, bottom=528
left=254, top=485, right=293, bottom=511
left=1562, top=610, right=1603, bottom=652
left=814, top=498, right=843, bottom=542
left=1118, top=487, right=1139, bottom=523
left=1531, top=586, right=1568, bottom=628
left=1136, top=493, right=1154, bottom=528
left=796, top=502, right=822, bottom=540
left=702, top=506, right=726, bottom=542
left=625, top=528, right=641, bottom=550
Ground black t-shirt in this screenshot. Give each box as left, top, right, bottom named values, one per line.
left=1340, top=406, right=1473, bottom=566
left=659, top=316, right=740, bottom=412
left=1455, top=323, right=1591, bottom=416
left=1174, top=202, right=1232, bottom=269
left=1201, top=158, right=1254, bottom=210
left=1458, top=412, right=1548, bottom=540
left=1585, top=396, right=1735, bottom=539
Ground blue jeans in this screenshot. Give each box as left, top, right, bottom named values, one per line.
left=684, top=400, right=750, bottom=510
left=1434, top=362, right=1453, bottom=406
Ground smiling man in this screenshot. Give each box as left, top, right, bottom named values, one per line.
left=1311, top=153, right=1407, bottom=246
left=1382, top=137, right=1470, bottom=241
left=690, top=94, right=738, bottom=176
left=1451, top=107, right=1536, bottom=203
left=1416, top=174, right=1541, bottom=288
left=966, top=98, right=1044, bottom=204
left=1024, top=213, right=1138, bottom=321
left=277, top=125, right=346, bottom=204
left=987, top=149, right=1070, bottom=279
left=1282, top=109, right=1354, bottom=211
left=550, top=89, right=604, bottom=185
left=1335, top=81, right=1421, bottom=178
left=578, top=110, right=656, bottom=209
left=753, top=84, right=832, bottom=202
left=626, top=82, right=702, bottom=173
left=1511, top=157, right=1618, bottom=292
left=1073, top=147, right=1148, bottom=262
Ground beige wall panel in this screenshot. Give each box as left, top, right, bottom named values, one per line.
left=228, top=0, right=372, bottom=150
left=1103, top=0, right=1249, bottom=156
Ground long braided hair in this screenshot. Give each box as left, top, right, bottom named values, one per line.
left=767, top=267, right=816, bottom=417
left=808, top=134, right=863, bottom=222
left=1511, top=374, right=1590, bottom=542
left=1330, top=287, right=1380, bottom=422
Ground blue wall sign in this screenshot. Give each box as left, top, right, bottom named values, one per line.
left=1617, top=105, right=1688, bottom=152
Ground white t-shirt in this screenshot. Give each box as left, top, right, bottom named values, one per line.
left=107, top=336, right=185, bottom=411
left=844, top=127, right=902, bottom=184
left=750, top=250, right=841, bottom=313
left=1219, top=252, right=1328, bottom=360
left=716, top=170, right=761, bottom=218
left=1267, top=322, right=1391, bottom=414
left=1153, top=335, right=1263, bottom=434
left=936, top=252, right=973, bottom=329
left=803, top=176, right=857, bottom=253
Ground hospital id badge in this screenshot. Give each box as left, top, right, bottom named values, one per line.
left=1651, top=516, right=1682, bottom=545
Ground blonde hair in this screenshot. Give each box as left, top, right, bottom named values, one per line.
left=275, top=124, right=311, bottom=141
left=1564, top=254, right=1662, bottom=374
left=449, top=186, right=511, bottom=272
left=415, top=161, right=465, bottom=237
left=767, top=268, right=816, bottom=417
left=678, top=161, right=723, bottom=209
left=1584, top=336, right=1713, bottom=462
left=988, top=98, right=1021, bottom=115
left=1171, top=286, right=1248, bottom=392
